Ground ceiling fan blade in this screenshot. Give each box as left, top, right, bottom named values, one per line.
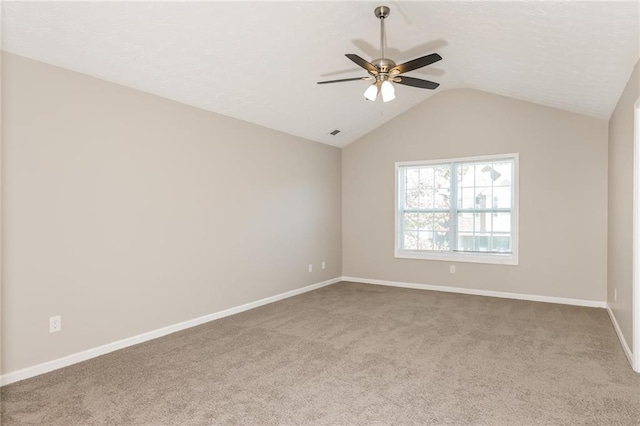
left=317, top=76, right=371, bottom=85
left=390, top=53, right=442, bottom=75
left=394, top=76, right=440, bottom=89
left=345, top=54, right=378, bottom=75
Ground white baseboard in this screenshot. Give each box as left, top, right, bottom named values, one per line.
left=342, top=276, right=608, bottom=308
left=606, top=304, right=634, bottom=368
left=0, top=277, right=341, bottom=387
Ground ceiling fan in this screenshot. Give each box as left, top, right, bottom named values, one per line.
left=317, top=5, right=442, bottom=102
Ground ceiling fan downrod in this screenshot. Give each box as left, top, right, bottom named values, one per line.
left=375, top=6, right=390, bottom=61
left=371, top=6, right=396, bottom=87
left=370, top=6, right=395, bottom=101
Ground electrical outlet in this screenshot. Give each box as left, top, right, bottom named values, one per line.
left=614, top=288, right=618, bottom=302
left=450, top=265, right=456, bottom=274
left=49, top=315, right=61, bottom=333
left=308, top=264, right=313, bottom=273
left=322, top=261, right=326, bottom=269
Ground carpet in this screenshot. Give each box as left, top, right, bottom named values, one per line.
left=2, top=281, right=639, bottom=425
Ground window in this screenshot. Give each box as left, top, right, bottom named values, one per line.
left=395, top=154, right=518, bottom=265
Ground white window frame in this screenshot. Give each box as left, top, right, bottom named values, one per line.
left=395, top=153, right=519, bottom=265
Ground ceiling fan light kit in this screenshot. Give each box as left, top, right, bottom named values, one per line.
left=380, top=80, right=395, bottom=102
left=317, top=5, right=442, bottom=102
left=364, top=83, right=379, bottom=101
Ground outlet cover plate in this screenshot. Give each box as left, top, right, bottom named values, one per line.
left=49, top=315, right=61, bottom=333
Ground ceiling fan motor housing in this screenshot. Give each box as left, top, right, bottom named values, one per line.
left=371, top=58, right=396, bottom=74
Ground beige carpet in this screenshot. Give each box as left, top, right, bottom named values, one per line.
left=2, top=281, right=639, bottom=425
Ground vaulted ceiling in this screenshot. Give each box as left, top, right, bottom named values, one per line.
left=3, top=1, right=639, bottom=147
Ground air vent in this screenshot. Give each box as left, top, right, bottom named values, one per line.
left=330, top=129, right=341, bottom=136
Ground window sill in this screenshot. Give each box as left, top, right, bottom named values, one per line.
left=395, top=250, right=518, bottom=265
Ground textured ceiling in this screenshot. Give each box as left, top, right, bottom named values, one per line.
left=2, top=1, right=639, bottom=147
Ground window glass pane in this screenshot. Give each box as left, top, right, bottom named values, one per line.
left=404, top=213, right=419, bottom=231
left=475, top=212, right=492, bottom=233
left=475, top=163, right=496, bottom=186
left=433, top=213, right=450, bottom=250
left=493, top=213, right=511, bottom=232
left=433, top=231, right=449, bottom=250
left=491, top=235, right=511, bottom=252
left=405, top=168, right=421, bottom=190
left=458, top=234, right=474, bottom=251
left=419, top=190, right=434, bottom=209
left=493, top=162, right=512, bottom=186
left=459, top=187, right=474, bottom=210
left=417, top=231, right=433, bottom=250
left=474, top=187, right=491, bottom=209
left=434, top=166, right=450, bottom=190
left=403, top=231, right=418, bottom=250
left=415, top=213, right=429, bottom=230
left=435, top=188, right=450, bottom=209
left=433, top=212, right=450, bottom=233
left=487, top=191, right=496, bottom=209
left=420, top=213, right=432, bottom=231
left=405, top=190, right=420, bottom=209
left=419, top=167, right=435, bottom=190
left=473, top=235, right=491, bottom=252
left=458, top=212, right=474, bottom=232
left=436, top=213, right=449, bottom=250
left=493, top=186, right=511, bottom=209
left=458, top=164, right=472, bottom=187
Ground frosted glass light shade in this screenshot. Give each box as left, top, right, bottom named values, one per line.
left=381, top=80, right=395, bottom=102
left=364, top=84, right=378, bottom=101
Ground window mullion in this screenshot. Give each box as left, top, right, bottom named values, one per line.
left=450, top=162, right=458, bottom=252
left=398, top=167, right=406, bottom=250
left=511, top=161, right=516, bottom=252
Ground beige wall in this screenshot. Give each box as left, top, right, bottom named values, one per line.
left=1, top=53, right=342, bottom=374
left=608, top=60, right=639, bottom=349
left=343, top=88, right=608, bottom=301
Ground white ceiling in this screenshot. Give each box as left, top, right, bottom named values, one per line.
left=2, top=1, right=639, bottom=147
